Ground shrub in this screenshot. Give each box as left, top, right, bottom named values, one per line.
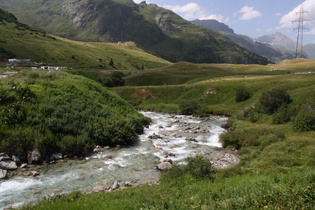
left=293, top=109, right=315, bottom=132
left=161, top=155, right=213, bottom=181
left=179, top=99, right=201, bottom=115
left=235, top=87, right=251, bottom=102
left=259, top=88, right=291, bottom=114
left=272, top=105, right=297, bottom=124
left=185, top=155, right=213, bottom=179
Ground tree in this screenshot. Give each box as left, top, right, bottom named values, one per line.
left=259, top=88, right=291, bottom=114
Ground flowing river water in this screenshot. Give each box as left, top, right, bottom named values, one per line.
left=0, top=111, right=237, bottom=209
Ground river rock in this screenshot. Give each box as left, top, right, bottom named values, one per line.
left=0, top=153, right=11, bottom=161
left=221, top=123, right=229, bottom=129
left=93, top=146, right=101, bottom=153
left=29, top=171, right=40, bottom=177
left=12, top=155, right=22, bottom=167
left=111, top=180, right=120, bottom=190
left=0, top=160, right=18, bottom=170
left=148, top=133, right=162, bottom=139
left=93, top=186, right=109, bottom=193
left=28, top=149, right=41, bottom=164
left=196, top=135, right=205, bottom=142
left=50, top=153, right=63, bottom=161
left=20, top=163, right=28, bottom=168
left=157, top=162, right=172, bottom=170
left=0, top=169, right=7, bottom=179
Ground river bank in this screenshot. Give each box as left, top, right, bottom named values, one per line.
left=0, top=111, right=239, bottom=209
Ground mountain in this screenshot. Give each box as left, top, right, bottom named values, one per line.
left=0, top=8, right=170, bottom=69
left=0, top=0, right=269, bottom=65
left=191, top=19, right=234, bottom=34
left=191, top=19, right=296, bottom=63
left=304, top=44, right=315, bottom=59
left=256, top=32, right=296, bottom=51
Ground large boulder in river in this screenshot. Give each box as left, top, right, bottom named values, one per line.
left=0, top=169, right=7, bottom=179
left=0, top=160, right=18, bottom=170
left=27, top=149, right=42, bottom=164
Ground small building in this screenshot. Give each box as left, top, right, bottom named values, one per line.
left=41, top=66, right=67, bottom=70
left=8, top=59, right=31, bottom=66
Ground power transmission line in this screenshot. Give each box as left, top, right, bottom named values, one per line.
left=292, top=5, right=311, bottom=58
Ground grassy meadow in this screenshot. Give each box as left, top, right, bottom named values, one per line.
left=9, top=59, right=315, bottom=209
left=0, top=20, right=171, bottom=69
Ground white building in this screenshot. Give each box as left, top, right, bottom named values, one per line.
left=41, top=66, right=67, bottom=70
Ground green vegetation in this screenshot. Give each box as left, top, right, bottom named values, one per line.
left=0, top=69, right=150, bottom=160
left=66, top=70, right=128, bottom=87
left=0, top=8, right=170, bottom=69
left=0, top=0, right=269, bottom=64
left=17, top=59, right=315, bottom=209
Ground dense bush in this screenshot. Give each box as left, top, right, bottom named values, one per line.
left=220, top=128, right=285, bottom=149
left=272, top=105, right=297, bottom=124
left=259, top=88, right=291, bottom=114
left=161, top=155, right=213, bottom=181
left=179, top=99, right=202, bottom=115
left=293, top=107, right=315, bottom=132
left=66, top=70, right=126, bottom=87
left=0, top=71, right=150, bottom=159
left=235, top=87, right=251, bottom=102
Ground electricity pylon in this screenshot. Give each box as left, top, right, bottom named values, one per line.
left=292, top=5, right=311, bottom=58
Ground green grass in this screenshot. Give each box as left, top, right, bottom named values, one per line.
left=14, top=60, right=315, bottom=209
left=0, top=19, right=171, bottom=69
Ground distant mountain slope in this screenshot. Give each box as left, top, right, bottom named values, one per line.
left=303, top=44, right=315, bottom=59
left=0, top=8, right=170, bottom=69
left=192, top=19, right=296, bottom=63
left=0, top=0, right=269, bottom=64
left=191, top=19, right=234, bottom=34
left=256, top=32, right=296, bottom=51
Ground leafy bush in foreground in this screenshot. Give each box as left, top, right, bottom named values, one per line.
left=0, top=70, right=149, bottom=159
left=161, top=155, right=213, bottom=181
left=259, top=88, right=291, bottom=114
left=179, top=99, right=201, bottom=115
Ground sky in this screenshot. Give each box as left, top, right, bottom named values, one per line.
left=133, top=0, right=315, bottom=45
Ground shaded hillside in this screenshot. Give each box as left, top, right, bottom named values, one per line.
left=192, top=19, right=295, bottom=63
left=0, top=8, right=170, bottom=69
left=0, top=0, right=269, bottom=64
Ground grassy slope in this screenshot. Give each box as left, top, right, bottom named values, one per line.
left=24, top=59, right=315, bottom=209
left=0, top=69, right=150, bottom=159
left=0, top=19, right=170, bottom=69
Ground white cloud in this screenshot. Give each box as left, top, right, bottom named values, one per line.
left=163, top=3, right=228, bottom=22
left=256, top=28, right=273, bottom=32
left=279, top=0, right=315, bottom=29
left=238, top=6, right=262, bottom=20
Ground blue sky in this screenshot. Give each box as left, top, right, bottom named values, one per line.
left=133, top=0, right=315, bottom=44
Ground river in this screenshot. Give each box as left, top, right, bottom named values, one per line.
left=0, top=111, right=235, bottom=209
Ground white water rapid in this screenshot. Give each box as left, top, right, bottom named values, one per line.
left=0, top=111, right=229, bottom=209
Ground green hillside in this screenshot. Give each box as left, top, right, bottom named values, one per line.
left=0, top=0, right=269, bottom=64
left=0, top=8, right=170, bottom=69
left=0, top=69, right=150, bottom=161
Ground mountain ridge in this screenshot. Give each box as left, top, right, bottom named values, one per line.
left=0, top=0, right=269, bottom=64
left=191, top=19, right=296, bottom=63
